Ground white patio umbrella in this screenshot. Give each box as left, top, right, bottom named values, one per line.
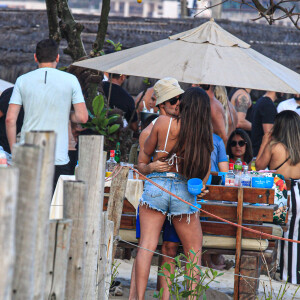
left=73, top=20, right=300, bottom=93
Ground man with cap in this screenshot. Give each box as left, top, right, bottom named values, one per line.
left=129, top=77, right=184, bottom=300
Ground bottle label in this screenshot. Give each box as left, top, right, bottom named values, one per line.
left=241, top=180, right=251, bottom=187
left=225, top=178, right=234, bottom=186
left=234, top=165, right=243, bottom=170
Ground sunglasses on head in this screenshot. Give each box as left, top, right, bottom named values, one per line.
left=168, top=95, right=182, bottom=105
left=230, top=140, right=246, bottom=147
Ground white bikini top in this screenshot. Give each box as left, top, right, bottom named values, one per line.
left=155, top=117, right=182, bottom=172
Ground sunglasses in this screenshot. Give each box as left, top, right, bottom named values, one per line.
left=230, top=140, right=246, bottom=147
left=168, top=95, right=182, bottom=105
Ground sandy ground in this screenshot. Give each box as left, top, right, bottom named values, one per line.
left=109, top=258, right=300, bottom=300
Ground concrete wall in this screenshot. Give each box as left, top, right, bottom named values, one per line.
left=1, top=9, right=300, bottom=96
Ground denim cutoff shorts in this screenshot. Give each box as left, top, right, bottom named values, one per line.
left=140, top=172, right=199, bottom=217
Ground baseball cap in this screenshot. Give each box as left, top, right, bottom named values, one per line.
left=154, top=77, right=184, bottom=106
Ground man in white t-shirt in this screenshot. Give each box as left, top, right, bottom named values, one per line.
left=277, top=94, right=300, bottom=115
left=6, top=39, right=88, bottom=186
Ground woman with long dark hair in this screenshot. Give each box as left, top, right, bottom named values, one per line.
left=226, top=128, right=253, bottom=165
left=135, top=87, right=213, bottom=299
left=256, top=110, right=300, bottom=284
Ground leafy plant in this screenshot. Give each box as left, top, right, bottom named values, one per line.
left=153, top=250, right=224, bottom=300
left=82, top=94, right=121, bottom=142
left=106, top=39, right=122, bottom=51
left=110, top=260, right=121, bottom=289
left=257, top=249, right=300, bottom=299
left=258, top=277, right=300, bottom=300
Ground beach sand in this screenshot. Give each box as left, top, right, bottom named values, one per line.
left=109, top=258, right=300, bottom=300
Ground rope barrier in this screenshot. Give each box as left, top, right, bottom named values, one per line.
left=114, top=236, right=300, bottom=288
left=106, top=166, right=300, bottom=288
left=125, top=166, right=300, bottom=245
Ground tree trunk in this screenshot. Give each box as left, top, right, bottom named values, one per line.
left=56, top=0, right=86, bottom=61
left=93, top=0, right=111, bottom=54
left=45, top=0, right=61, bottom=43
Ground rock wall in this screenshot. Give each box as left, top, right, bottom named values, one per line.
left=1, top=9, right=300, bottom=95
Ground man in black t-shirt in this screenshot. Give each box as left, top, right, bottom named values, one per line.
left=0, top=87, right=24, bottom=153
left=251, top=91, right=278, bottom=156
left=103, top=74, right=138, bottom=131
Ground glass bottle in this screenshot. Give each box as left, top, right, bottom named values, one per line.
left=234, top=158, right=243, bottom=174
left=106, top=150, right=117, bottom=177
left=115, top=142, right=121, bottom=163
left=225, top=163, right=235, bottom=186
left=241, top=165, right=251, bottom=187
left=234, top=158, right=243, bottom=187
left=251, top=157, right=256, bottom=171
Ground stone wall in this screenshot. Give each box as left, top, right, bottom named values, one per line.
left=0, top=9, right=299, bottom=95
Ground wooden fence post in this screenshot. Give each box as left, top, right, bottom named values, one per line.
left=97, top=212, right=114, bottom=300
left=45, top=220, right=72, bottom=300
left=0, top=167, right=19, bottom=300
left=107, top=166, right=129, bottom=260
left=76, top=136, right=106, bottom=299
left=11, top=144, right=43, bottom=300
left=64, top=180, right=88, bottom=300
left=25, top=131, right=56, bottom=300
left=234, top=187, right=244, bottom=300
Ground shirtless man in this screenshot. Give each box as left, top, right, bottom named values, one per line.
left=199, top=85, right=227, bottom=145
left=229, top=88, right=252, bottom=133
left=129, top=77, right=184, bottom=300
left=213, top=85, right=238, bottom=137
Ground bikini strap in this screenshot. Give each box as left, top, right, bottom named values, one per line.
left=163, top=117, right=173, bottom=151
left=274, top=156, right=290, bottom=170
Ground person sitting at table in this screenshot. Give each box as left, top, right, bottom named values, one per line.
left=226, top=128, right=253, bottom=167
left=211, top=133, right=228, bottom=172
left=255, top=110, right=300, bottom=284
left=135, top=87, right=213, bottom=299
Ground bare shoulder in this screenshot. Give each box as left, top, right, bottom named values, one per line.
left=153, top=115, right=171, bottom=126
left=271, top=142, right=289, bottom=157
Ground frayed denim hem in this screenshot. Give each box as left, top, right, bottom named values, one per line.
left=139, top=199, right=199, bottom=224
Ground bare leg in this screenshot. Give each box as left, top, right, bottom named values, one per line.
left=129, top=249, right=138, bottom=300
left=158, top=241, right=179, bottom=300
left=172, top=213, right=203, bottom=292
left=202, top=253, right=226, bottom=270
left=135, top=205, right=166, bottom=300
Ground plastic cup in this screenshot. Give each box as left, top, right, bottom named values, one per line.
left=187, top=178, right=203, bottom=210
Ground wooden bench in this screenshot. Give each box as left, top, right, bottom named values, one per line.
left=103, top=177, right=290, bottom=300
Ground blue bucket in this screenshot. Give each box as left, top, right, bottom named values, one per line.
left=252, top=177, right=266, bottom=188
left=187, top=178, right=203, bottom=196
left=265, top=177, right=274, bottom=188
